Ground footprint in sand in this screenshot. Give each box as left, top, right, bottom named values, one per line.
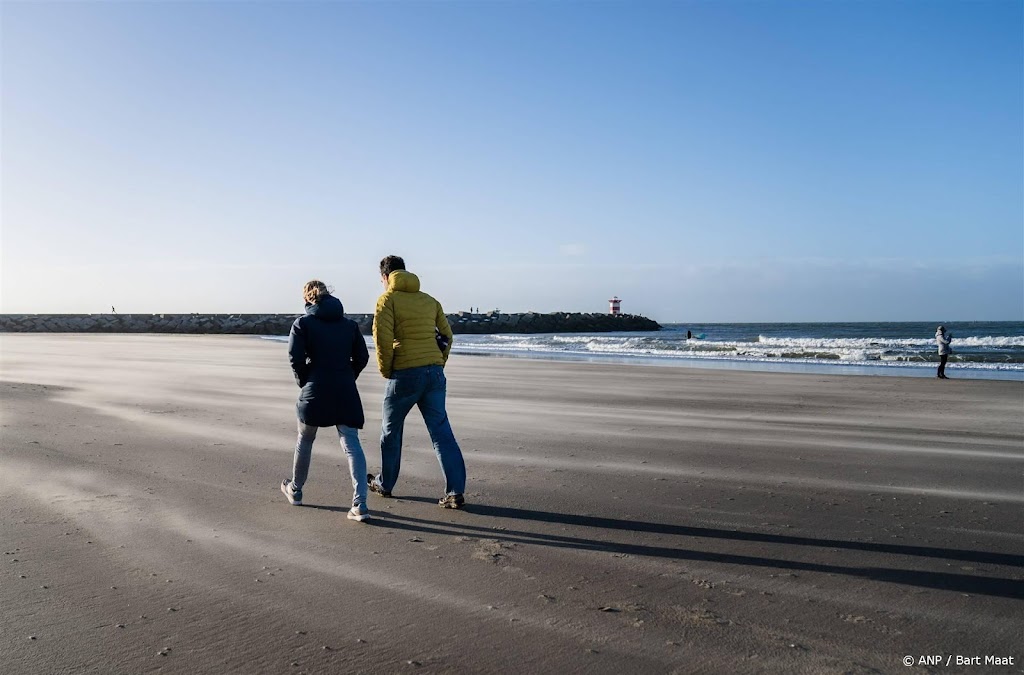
left=472, top=539, right=513, bottom=563
left=674, top=605, right=733, bottom=627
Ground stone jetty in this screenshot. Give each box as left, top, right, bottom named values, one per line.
left=0, top=312, right=661, bottom=335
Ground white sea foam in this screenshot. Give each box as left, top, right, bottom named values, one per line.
left=450, top=334, right=1024, bottom=373
left=757, top=335, right=1024, bottom=349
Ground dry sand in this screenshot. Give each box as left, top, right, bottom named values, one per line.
left=1, top=334, right=1021, bottom=674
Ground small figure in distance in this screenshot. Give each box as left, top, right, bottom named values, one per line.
left=281, top=280, right=371, bottom=522
left=935, top=325, right=952, bottom=379
left=368, top=255, right=466, bottom=509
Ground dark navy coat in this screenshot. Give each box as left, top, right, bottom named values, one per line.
left=288, top=295, right=369, bottom=428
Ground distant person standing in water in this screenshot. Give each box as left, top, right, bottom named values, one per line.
left=369, top=255, right=466, bottom=509
left=281, top=280, right=371, bottom=522
left=935, top=325, right=952, bottom=379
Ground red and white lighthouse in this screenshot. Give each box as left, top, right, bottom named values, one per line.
left=608, top=296, right=621, bottom=315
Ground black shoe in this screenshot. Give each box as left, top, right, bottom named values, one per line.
left=438, top=493, right=465, bottom=509
left=367, top=473, right=392, bottom=498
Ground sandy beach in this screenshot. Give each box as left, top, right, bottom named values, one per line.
left=1, top=334, right=1021, bottom=674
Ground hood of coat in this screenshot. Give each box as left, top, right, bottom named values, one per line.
left=388, top=270, right=421, bottom=293
left=305, top=294, right=344, bottom=321
left=936, top=326, right=946, bottom=337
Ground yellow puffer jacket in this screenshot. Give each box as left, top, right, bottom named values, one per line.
left=373, top=270, right=454, bottom=378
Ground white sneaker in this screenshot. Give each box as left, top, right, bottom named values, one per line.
left=347, top=503, right=370, bottom=522
left=280, top=479, right=302, bottom=506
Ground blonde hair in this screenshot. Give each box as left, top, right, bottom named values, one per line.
left=302, top=280, right=330, bottom=305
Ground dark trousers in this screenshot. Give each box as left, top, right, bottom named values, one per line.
left=938, top=353, right=948, bottom=377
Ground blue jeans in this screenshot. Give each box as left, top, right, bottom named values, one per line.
left=293, top=421, right=368, bottom=506
left=378, top=365, right=466, bottom=496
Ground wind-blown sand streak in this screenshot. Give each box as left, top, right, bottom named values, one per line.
left=2, top=334, right=1021, bottom=673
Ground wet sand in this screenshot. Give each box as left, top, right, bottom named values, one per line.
left=1, top=334, right=1022, bottom=674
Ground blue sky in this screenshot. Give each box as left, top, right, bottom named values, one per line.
left=2, top=1, right=1021, bottom=321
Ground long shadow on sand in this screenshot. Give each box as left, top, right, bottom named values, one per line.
left=388, top=497, right=1024, bottom=568
left=312, top=498, right=1024, bottom=600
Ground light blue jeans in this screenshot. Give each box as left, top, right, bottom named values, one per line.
left=378, top=364, right=466, bottom=496
left=293, top=421, right=368, bottom=506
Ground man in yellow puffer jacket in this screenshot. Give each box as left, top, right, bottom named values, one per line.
left=369, top=255, right=466, bottom=509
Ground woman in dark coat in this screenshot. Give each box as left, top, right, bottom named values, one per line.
left=281, top=280, right=371, bottom=522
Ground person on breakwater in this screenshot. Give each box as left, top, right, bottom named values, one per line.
left=368, top=255, right=466, bottom=509
left=280, top=280, right=371, bottom=522
left=935, top=325, right=952, bottom=379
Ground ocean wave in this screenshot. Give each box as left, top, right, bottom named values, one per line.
left=452, top=341, right=1023, bottom=368
left=757, top=335, right=1024, bottom=349
left=452, top=343, right=1024, bottom=371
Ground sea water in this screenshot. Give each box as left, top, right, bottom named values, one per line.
left=446, top=321, right=1024, bottom=381
left=266, top=321, right=1024, bottom=381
